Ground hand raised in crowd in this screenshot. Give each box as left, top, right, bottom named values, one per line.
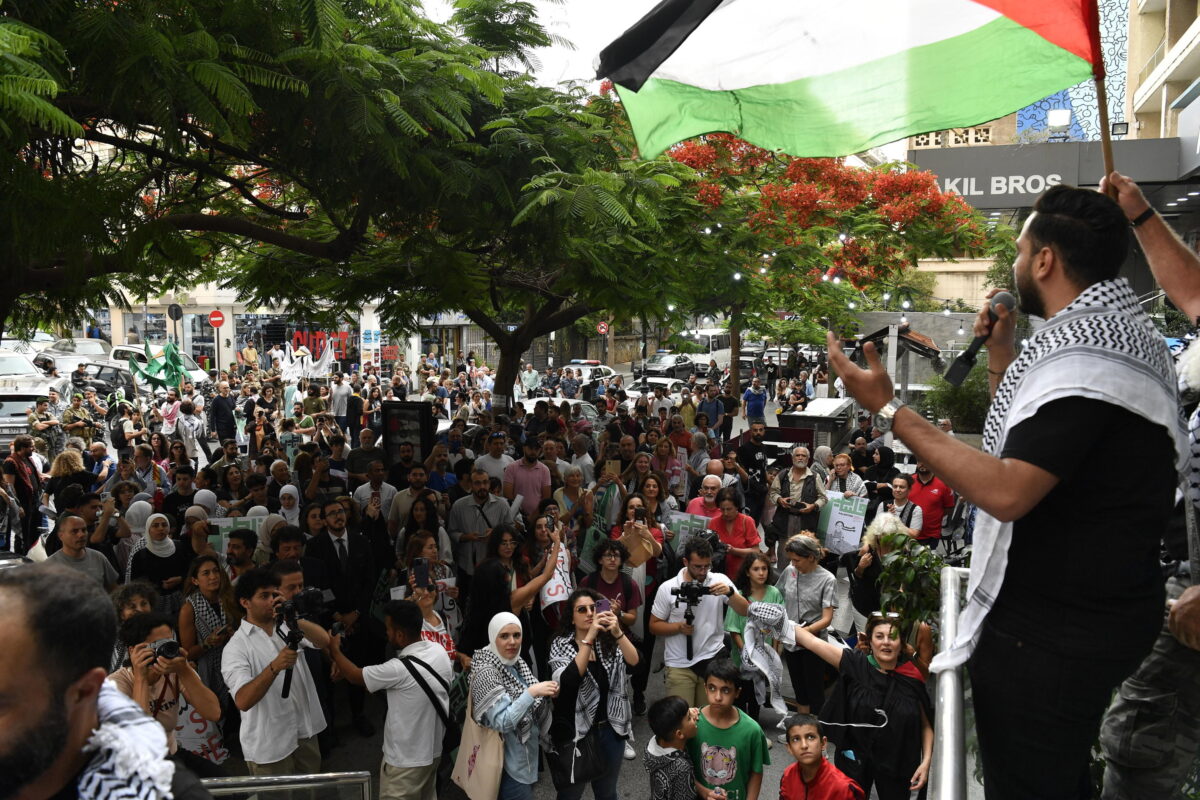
left=528, top=680, right=559, bottom=698
left=708, top=581, right=731, bottom=597
left=596, top=610, right=620, bottom=634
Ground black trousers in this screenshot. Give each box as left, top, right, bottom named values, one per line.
left=834, top=752, right=913, bottom=800
left=783, top=647, right=826, bottom=711
left=968, top=621, right=1144, bottom=800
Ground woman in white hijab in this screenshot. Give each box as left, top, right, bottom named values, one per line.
left=194, top=488, right=222, bottom=519
left=470, top=611, right=559, bottom=800
left=278, top=485, right=302, bottom=526
left=119, top=500, right=155, bottom=580
left=127, top=512, right=190, bottom=616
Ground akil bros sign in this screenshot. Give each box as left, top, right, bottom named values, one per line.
left=909, top=138, right=1179, bottom=210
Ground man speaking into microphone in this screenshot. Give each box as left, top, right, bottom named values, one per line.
left=827, top=184, right=1187, bottom=800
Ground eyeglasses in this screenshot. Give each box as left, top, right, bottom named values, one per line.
left=600, top=553, right=622, bottom=560
left=575, top=604, right=596, bottom=613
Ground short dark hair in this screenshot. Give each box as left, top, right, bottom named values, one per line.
left=268, top=558, right=303, bottom=583
left=0, top=564, right=116, bottom=692
left=175, top=464, right=196, bottom=478
left=592, top=538, right=628, bottom=566
left=682, top=536, right=714, bottom=562
left=198, top=467, right=217, bottom=484
left=704, top=657, right=740, bottom=686
left=381, top=599, right=423, bottom=640
left=784, top=713, right=823, bottom=738
left=272, top=525, right=306, bottom=552
left=234, top=566, right=279, bottom=604
left=892, top=473, right=914, bottom=489
left=229, top=529, right=258, bottom=553
left=245, top=473, right=268, bottom=490
left=1029, top=185, right=1130, bottom=287
left=715, top=487, right=738, bottom=507
left=118, top=611, right=175, bottom=648
left=648, top=696, right=691, bottom=741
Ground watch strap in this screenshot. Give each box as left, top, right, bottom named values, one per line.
left=1130, top=207, right=1156, bottom=228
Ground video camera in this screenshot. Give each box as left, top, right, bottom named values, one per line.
left=670, top=581, right=714, bottom=661
left=278, top=587, right=327, bottom=619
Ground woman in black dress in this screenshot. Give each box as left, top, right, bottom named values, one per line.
left=127, top=512, right=191, bottom=617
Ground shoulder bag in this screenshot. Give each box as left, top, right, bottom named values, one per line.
left=451, top=693, right=504, bottom=800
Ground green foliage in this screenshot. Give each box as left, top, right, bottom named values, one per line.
left=923, top=367, right=991, bottom=433
left=877, top=531, right=945, bottom=632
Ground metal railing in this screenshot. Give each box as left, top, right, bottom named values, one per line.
left=1139, top=38, right=1167, bottom=86
left=202, top=771, right=372, bottom=799
left=929, top=566, right=971, bottom=800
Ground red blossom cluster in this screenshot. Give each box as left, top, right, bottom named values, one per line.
left=599, top=79, right=614, bottom=96
left=695, top=181, right=722, bottom=208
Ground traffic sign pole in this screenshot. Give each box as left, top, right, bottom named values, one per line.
left=208, top=310, right=225, bottom=378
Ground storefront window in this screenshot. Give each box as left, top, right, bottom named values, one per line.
left=125, top=313, right=167, bottom=345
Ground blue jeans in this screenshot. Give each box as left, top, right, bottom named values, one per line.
left=554, top=723, right=625, bottom=800
left=498, top=771, right=533, bottom=800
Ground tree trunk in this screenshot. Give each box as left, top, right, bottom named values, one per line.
left=728, top=305, right=742, bottom=393
left=492, top=340, right=531, bottom=414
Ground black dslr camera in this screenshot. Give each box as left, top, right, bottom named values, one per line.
left=148, top=638, right=182, bottom=660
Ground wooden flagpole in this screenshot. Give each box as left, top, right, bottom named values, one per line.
left=1089, top=0, right=1118, bottom=198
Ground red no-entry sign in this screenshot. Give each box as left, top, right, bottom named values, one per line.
left=209, top=310, right=225, bottom=328
left=596, top=321, right=610, bottom=335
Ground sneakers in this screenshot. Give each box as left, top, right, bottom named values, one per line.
left=776, top=732, right=789, bottom=745
left=623, top=742, right=636, bottom=760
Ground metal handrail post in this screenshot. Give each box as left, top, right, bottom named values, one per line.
left=202, top=771, right=373, bottom=800
left=930, top=566, right=970, bottom=800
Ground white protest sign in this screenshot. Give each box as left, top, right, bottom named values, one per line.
left=818, top=495, right=869, bottom=555
left=539, top=544, right=573, bottom=608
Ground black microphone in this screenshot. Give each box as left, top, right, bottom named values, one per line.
left=944, top=292, right=1016, bottom=387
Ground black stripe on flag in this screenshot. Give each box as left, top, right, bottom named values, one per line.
left=595, top=0, right=724, bottom=92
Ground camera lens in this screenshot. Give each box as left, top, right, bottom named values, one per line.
left=151, top=639, right=182, bottom=660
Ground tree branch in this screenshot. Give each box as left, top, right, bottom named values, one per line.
left=81, top=130, right=309, bottom=221
left=161, top=214, right=359, bottom=260
left=461, top=307, right=512, bottom=346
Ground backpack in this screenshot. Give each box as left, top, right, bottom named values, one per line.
left=109, top=415, right=128, bottom=450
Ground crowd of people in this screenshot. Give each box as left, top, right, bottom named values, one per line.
left=1, top=328, right=943, bottom=800
left=10, top=180, right=1200, bottom=800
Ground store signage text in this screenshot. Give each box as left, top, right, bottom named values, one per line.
left=939, top=173, right=1062, bottom=197
left=292, top=330, right=350, bottom=359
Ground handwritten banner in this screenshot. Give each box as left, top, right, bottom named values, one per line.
left=539, top=544, right=573, bottom=608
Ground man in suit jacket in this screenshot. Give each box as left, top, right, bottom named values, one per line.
left=305, top=498, right=378, bottom=737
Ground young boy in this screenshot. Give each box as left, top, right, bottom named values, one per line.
left=645, top=696, right=701, bottom=800
left=779, top=714, right=864, bottom=800
left=687, top=658, right=769, bottom=800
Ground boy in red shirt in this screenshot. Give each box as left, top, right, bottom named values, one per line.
left=780, top=714, right=864, bottom=800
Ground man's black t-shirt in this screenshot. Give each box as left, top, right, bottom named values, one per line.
left=992, top=397, right=1173, bottom=660
left=736, top=440, right=767, bottom=497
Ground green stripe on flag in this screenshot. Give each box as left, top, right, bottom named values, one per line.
left=617, top=16, right=1093, bottom=159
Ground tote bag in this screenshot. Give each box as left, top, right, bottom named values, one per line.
left=451, top=694, right=505, bottom=800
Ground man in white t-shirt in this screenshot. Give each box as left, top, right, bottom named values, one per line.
left=570, top=433, right=595, bottom=486
left=330, top=599, right=452, bottom=800
left=220, top=567, right=330, bottom=775
left=474, top=431, right=514, bottom=483
left=650, top=537, right=749, bottom=707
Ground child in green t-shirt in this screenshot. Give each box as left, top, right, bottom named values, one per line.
left=687, top=659, right=770, bottom=800
left=725, top=553, right=784, bottom=720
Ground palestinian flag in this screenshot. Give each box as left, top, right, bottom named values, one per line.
left=597, top=0, right=1102, bottom=159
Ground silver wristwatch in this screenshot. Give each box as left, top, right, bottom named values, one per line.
left=872, top=398, right=906, bottom=433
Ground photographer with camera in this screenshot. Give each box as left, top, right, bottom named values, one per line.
left=650, top=538, right=750, bottom=707
left=220, top=566, right=330, bottom=775
left=109, top=612, right=223, bottom=776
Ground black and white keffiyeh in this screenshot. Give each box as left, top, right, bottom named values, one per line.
left=548, top=635, right=632, bottom=742
left=470, top=647, right=551, bottom=745
left=79, top=682, right=175, bottom=800
left=742, top=602, right=796, bottom=727
left=931, top=278, right=1188, bottom=673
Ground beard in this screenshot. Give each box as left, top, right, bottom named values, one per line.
left=0, top=690, right=70, bottom=797
left=1015, top=264, right=1046, bottom=319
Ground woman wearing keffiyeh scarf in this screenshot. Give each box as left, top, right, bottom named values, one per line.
left=470, top=612, right=557, bottom=799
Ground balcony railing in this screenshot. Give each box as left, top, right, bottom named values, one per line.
left=1139, top=38, right=1167, bottom=86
